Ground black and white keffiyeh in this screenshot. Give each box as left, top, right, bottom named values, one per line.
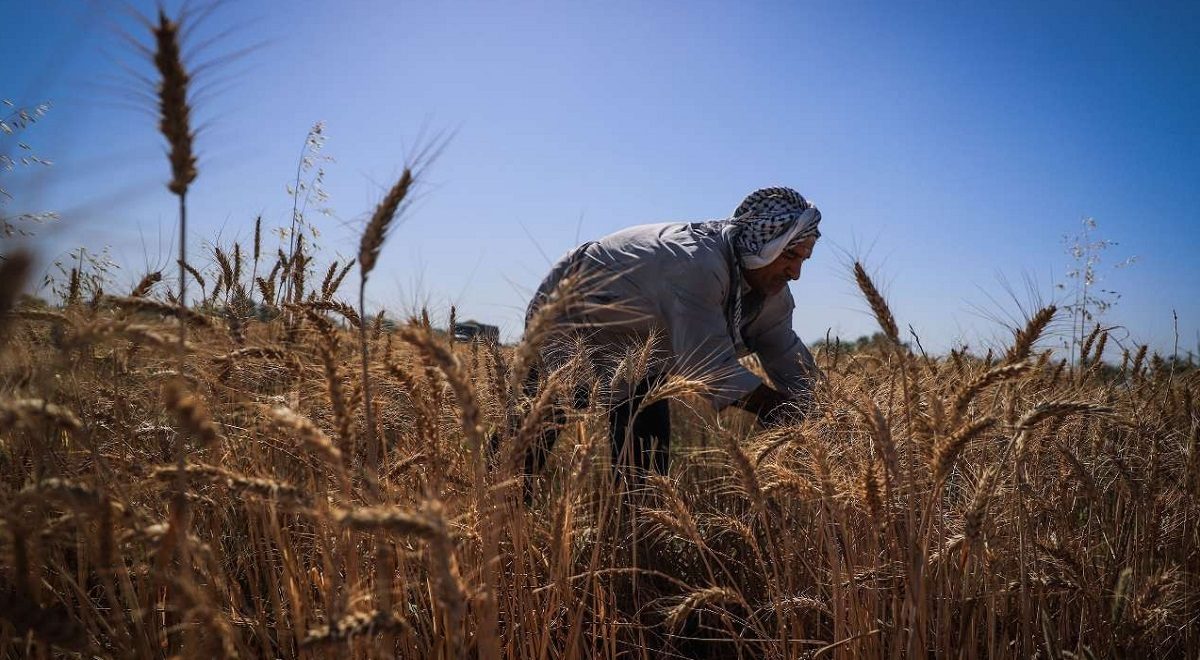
left=730, top=187, right=821, bottom=269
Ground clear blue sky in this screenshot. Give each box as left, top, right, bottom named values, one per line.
left=3, top=1, right=1198, bottom=358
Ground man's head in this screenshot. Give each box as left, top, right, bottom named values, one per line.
left=743, top=235, right=816, bottom=295
left=730, top=186, right=821, bottom=294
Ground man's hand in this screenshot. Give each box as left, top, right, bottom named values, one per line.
left=735, top=384, right=807, bottom=428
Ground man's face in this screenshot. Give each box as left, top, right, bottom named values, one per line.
left=743, top=236, right=817, bottom=295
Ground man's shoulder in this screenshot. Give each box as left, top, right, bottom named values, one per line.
left=596, top=221, right=727, bottom=261
left=598, top=221, right=690, bottom=245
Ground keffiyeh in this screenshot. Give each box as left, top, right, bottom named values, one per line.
left=730, top=187, right=821, bottom=269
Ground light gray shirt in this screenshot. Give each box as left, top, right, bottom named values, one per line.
left=528, top=221, right=817, bottom=408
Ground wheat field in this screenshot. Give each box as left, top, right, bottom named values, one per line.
left=1, top=8, right=1198, bottom=660
left=3, top=248, right=1198, bottom=658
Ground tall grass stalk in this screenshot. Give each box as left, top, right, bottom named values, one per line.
left=151, top=8, right=198, bottom=583
left=358, top=168, right=412, bottom=476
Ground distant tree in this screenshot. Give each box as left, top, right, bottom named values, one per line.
left=812, top=332, right=903, bottom=354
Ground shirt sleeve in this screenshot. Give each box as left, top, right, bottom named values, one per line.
left=664, top=265, right=762, bottom=409
left=746, top=289, right=819, bottom=397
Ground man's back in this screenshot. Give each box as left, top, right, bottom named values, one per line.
left=573, top=221, right=732, bottom=315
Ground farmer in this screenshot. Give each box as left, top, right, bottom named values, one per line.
left=522, top=186, right=822, bottom=490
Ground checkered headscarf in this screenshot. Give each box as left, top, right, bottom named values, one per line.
left=730, top=187, right=821, bottom=269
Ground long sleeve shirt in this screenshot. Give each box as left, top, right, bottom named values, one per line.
left=527, top=220, right=817, bottom=408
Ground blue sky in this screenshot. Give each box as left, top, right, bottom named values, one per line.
left=3, top=1, right=1198, bottom=358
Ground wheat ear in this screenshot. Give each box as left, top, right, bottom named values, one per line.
left=664, top=587, right=741, bottom=631
left=398, top=326, right=484, bottom=452
left=129, top=271, right=162, bottom=298
left=334, top=505, right=439, bottom=537
left=153, top=10, right=196, bottom=196
left=931, top=416, right=996, bottom=483
left=507, top=274, right=581, bottom=398
left=1007, top=400, right=1114, bottom=468
left=1005, top=305, right=1056, bottom=364
left=950, top=362, right=1031, bottom=426
left=359, top=169, right=413, bottom=279
left=853, top=261, right=899, bottom=344
left=301, top=610, right=411, bottom=647
left=266, top=405, right=345, bottom=471
left=0, top=399, right=82, bottom=433
left=104, top=295, right=211, bottom=326
left=163, top=382, right=223, bottom=448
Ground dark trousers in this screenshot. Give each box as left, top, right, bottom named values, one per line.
left=523, top=375, right=671, bottom=491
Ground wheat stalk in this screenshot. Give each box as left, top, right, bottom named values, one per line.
left=163, top=383, right=223, bottom=448
left=297, top=299, right=362, bottom=328
left=1015, top=400, right=1113, bottom=434
left=398, top=326, right=484, bottom=452
left=334, top=505, right=438, bottom=536
left=357, top=168, right=415, bottom=475
left=152, top=13, right=200, bottom=570
left=310, top=314, right=355, bottom=460
left=507, top=274, right=582, bottom=398
left=301, top=610, right=411, bottom=647
left=0, top=398, right=82, bottom=432
left=103, top=295, right=212, bottom=326
left=318, top=260, right=339, bottom=300
left=963, top=466, right=999, bottom=552
left=931, top=416, right=996, bottom=483
left=646, top=475, right=705, bottom=550
left=858, top=402, right=899, bottom=485
left=256, top=276, right=275, bottom=307
left=129, top=271, right=162, bottom=298
left=663, top=586, right=741, bottom=631
left=853, top=261, right=899, bottom=344
left=232, top=243, right=244, bottom=292
left=266, top=405, right=345, bottom=470
left=508, top=367, right=566, bottom=478
left=861, top=458, right=884, bottom=523
left=1005, top=305, right=1056, bottom=364
left=950, top=362, right=1031, bottom=426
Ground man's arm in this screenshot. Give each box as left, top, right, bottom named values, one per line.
left=745, top=289, right=822, bottom=398
left=665, top=268, right=763, bottom=409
